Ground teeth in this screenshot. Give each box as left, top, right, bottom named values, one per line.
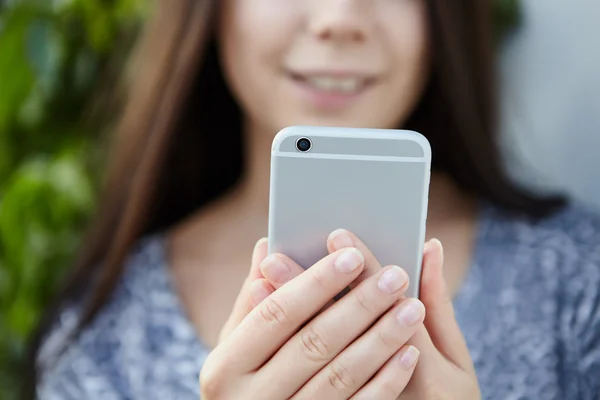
left=305, top=76, right=362, bottom=93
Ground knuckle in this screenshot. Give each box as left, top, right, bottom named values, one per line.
left=217, top=323, right=231, bottom=344
left=199, top=358, right=227, bottom=397
left=310, top=267, right=330, bottom=291
left=327, top=360, right=355, bottom=391
left=377, top=327, right=402, bottom=349
left=299, top=325, right=331, bottom=362
left=439, top=286, right=453, bottom=308
left=379, top=380, right=401, bottom=399
left=353, top=288, right=377, bottom=314
left=199, top=372, right=219, bottom=397
left=423, top=386, right=446, bottom=400
left=417, top=377, right=447, bottom=400
left=258, top=296, right=288, bottom=325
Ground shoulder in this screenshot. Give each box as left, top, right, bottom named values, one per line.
left=481, top=200, right=600, bottom=338
left=529, top=203, right=600, bottom=286
left=37, top=234, right=202, bottom=399
left=505, top=202, right=600, bottom=395
left=464, top=202, right=600, bottom=396
left=481, top=201, right=600, bottom=272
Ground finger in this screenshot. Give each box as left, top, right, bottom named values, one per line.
left=327, top=229, right=383, bottom=289
left=217, top=247, right=365, bottom=373
left=250, top=238, right=270, bottom=279
left=402, top=323, right=453, bottom=397
left=219, top=238, right=268, bottom=342
left=420, top=239, right=473, bottom=372
left=259, top=253, right=340, bottom=315
left=256, top=265, right=413, bottom=399
left=406, top=323, right=440, bottom=368
left=260, top=253, right=305, bottom=289
left=248, top=279, right=276, bottom=308
left=350, top=345, right=419, bottom=400
left=291, top=299, right=425, bottom=400
left=261, top=254, right=335, bottom=321
left=264, top=229, right=382, bottom=301
left=239, top=238, right=270, bottom=311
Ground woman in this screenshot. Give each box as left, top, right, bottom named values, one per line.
left=28, top=0, right=600, bottom=398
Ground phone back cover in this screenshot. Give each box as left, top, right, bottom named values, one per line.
left=268, top=126, right=431, bottom=298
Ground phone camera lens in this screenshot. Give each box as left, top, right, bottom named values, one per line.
left=296, top=137, right=312, bottom=152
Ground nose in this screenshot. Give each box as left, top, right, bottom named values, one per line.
left=309, top=0, right=369, bottom=43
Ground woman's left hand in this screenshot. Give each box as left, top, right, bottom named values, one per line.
left=220, top=229, right=481, bottom=399
left=393, top=235, right=481, bottom=400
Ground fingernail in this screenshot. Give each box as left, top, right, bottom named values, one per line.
left=422, top=240, right=433, bottom=254
left=260, top=255, right=291, bottom=284
left=424, top=238, right=442, bottom=255
left=254, top=237, right=268, bottom=251
left=328, top=229, right=354, bottom=250
left=334, top=248, right=364, bottom=273
left=396, top=299, right=425, bottom=327
left=377, top=266, right=408, bottom=294
left=252, top=238, right=268, bottom=263
left=398, top=346, right=419, bottom=369
left=249, top=281, right=271, bottom=307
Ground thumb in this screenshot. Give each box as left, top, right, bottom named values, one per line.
left=218, top=238, right=273, bottom=343
left=419, top=239, right=473, bottom=373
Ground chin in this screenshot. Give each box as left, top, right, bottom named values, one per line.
left=272, top=109, right=374, bottom=128
left=277, top=115, right=395, bottom=130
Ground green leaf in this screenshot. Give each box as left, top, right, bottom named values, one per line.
left=17, top=83, right=46, bottom=128
left=0, top=258, right=11, bottom=307
left=114, top=0, right=150, bottom=21
left=0, top=8, right=35, bottom=131
left=48, top=151, right=94, bottom=211
left=0, top=157, right=47, bottom=272
left=5, top=296, right=38, bottom=339
left=0, top=152, right=93, bottom=279
left=26, top=17, right=63, bottom=98
left=73, top=48, right=97, bottom=92
left=0, top=133, right=14, bottom=184
left=76, top=0, right=115, bottom=53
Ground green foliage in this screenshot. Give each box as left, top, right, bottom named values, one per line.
left=0, top=0, right=146, bottom=397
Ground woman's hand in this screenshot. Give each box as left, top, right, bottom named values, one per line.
left=221, top=229, right=481, bottom=399
left=201, top=231, right=425, bottom=399
left=399, top=237, right=481, bottom=400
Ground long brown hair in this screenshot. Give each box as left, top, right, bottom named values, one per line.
left=25, top=0, right=564, bottom=394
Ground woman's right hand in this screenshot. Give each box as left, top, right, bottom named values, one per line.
left=200, top=234, right=426, bottom=400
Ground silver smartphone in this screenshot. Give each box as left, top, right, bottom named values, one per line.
left=267, top=126, right=431, bottom=298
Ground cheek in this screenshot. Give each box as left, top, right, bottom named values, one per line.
left=380, top=2, right=430, bottom=103
left=219, top=0, right=301, bottom=117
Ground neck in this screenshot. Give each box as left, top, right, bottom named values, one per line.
left=427, top=172, right=477, bottom=227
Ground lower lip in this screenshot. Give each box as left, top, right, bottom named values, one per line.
left=289, top=77, right=370, bottom=109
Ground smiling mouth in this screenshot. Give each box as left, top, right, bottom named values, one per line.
left=288, top=71, right=374, bottom=95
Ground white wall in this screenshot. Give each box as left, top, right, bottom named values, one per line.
left=499, top=0, right=600, bottom=211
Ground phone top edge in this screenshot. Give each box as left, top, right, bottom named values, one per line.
left=272, top=152, right=430, bottom=163
left=271, top=126, right=431, bottom=161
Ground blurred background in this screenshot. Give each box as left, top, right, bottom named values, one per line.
left=499, top=0, right=600, bottom=211
left=0, top=0, right=598, bottom=398
left=0, top=0, right=147, bottom=396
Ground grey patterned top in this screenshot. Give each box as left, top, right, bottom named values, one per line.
left=37, top=203, right=600, bottom=399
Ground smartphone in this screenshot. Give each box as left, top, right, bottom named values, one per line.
left=267, top=126, right=431, bottom=298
